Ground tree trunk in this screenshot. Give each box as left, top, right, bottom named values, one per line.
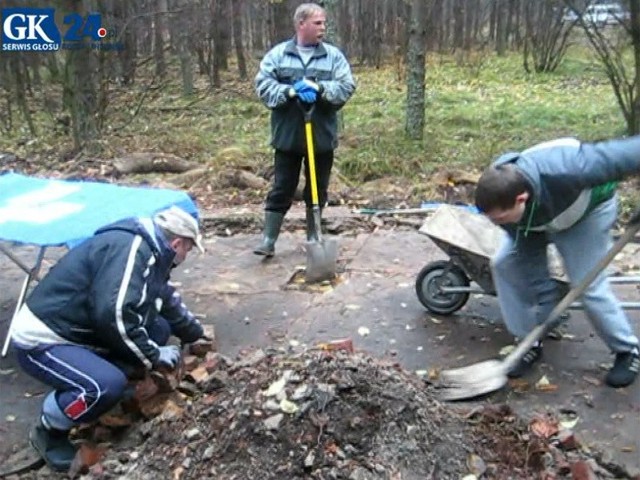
left=405, top=0, right=427, bottom=140
left=10, top=55, right=36, bottom=135
left=495, top=0, right=508, bottom=55
left=213, top=0, right=232, bottom=72
left=453, top=0, right=465, bottom=49
left=630, top=0, right=640, bottom=134
left=154, top=0, right=168, bottom=78
left=270, top=0, right=294, bottom=46
left=232, top=0, right=248, bottom=80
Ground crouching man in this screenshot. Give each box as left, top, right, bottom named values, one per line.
left=10, top=205, right=207, bottom=471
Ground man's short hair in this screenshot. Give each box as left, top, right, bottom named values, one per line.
left=293, top=3, right=325, bottom=26
left=475, top=162, right=529, bottom=213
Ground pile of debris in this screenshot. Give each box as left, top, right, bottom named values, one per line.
left=13, top=338, right=628, bottom=480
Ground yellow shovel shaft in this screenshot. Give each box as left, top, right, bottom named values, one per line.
left=304, top=120, right=320, bottom=206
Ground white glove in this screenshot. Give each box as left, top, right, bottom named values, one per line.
left=155, top=345, right=181, bottom=369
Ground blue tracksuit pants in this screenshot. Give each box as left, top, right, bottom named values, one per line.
left=14, top=317, right=171, bottom=430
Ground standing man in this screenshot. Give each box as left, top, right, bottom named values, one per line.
left=254, top=2, right=355, bottom=257
left=474, top=136, right=640, bottom=387
left=11, top=205, right=207, bottom=471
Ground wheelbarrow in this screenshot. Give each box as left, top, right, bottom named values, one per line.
left=415, top=204, right=640, bottom=315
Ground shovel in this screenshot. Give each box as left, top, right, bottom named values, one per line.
left=300, top=101, right=337, bottom=283
left=438, top=207, right=640, bottom=401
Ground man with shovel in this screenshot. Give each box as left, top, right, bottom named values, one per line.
left=475, top=136, right=640, bottom=388
left=10, top=206, right=207, bottom=471
left=253, top=2, right=355, bottom=257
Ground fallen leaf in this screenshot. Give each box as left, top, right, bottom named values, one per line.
left=582, top=375, right=601, bottom=387
left=530, top=416, right=559, bottom=438
left=357, top=326, right=370, bottom=337
left=466, top=453, right=486, bottom=476
left=534, top=375, right=559, bottom=392
left=263, top=376, right=287, bottom=397
left=560, top=418, right=579, bottom=429
left=499, top=345, right=515, bottom=356
left=508, top=378, right=530, bottom=391
left=279, top=398, right=299, bottom=414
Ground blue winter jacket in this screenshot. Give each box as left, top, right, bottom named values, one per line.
left=255, top=38, right=356, bottom=154
left=494, top=136, right=640, bottom=242
left=22, top=217, right=203, bottom=369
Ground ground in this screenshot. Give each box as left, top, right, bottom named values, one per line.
left=0, top=204, right=639, bottom=479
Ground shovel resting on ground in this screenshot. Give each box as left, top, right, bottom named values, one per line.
left=438, top=207, right=640, bottom=401
left=300, top=101, right=338, bottom=283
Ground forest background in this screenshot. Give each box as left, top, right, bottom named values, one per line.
left=1, top=0, right=640, bottom=212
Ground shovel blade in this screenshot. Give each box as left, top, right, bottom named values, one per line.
left=439, top=359, right=505, bottom=383
left=438, top=374, right=509, bottom=401
left=438, top=359, right=508, bottom=401
left=305, top=238, right=337, bottom=283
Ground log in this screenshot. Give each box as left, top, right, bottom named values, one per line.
left=113, top=152, right=198, bottom=174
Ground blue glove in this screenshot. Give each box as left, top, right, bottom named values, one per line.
left=155, top=345, right=181, bottom=369
left=293, top=80, right=318, bottom=104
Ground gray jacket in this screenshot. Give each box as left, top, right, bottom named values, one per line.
left=495, top=136, right=640, bottom=240
left=255, top=39, right=355, bottom=154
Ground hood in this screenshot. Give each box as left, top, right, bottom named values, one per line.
left=492, top=150, right=541, bottom=201
left=94, top=217, right=176, bottom=263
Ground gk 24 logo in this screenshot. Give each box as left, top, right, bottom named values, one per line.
left=2, top=8, right=114, bottom=52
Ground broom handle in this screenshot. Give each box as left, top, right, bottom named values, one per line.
left=503, top=213, right=640, bottom=372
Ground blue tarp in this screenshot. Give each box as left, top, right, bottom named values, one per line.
left=0, top=173, right=197, bottom=247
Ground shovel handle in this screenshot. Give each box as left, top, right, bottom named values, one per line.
left=298, top=101, right=320, bottom=207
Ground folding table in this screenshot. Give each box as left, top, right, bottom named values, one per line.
left=0, top=172, right=199, bottom=356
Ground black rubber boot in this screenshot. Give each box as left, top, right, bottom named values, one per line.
left=254, top=211, right=285, bottom=257
left=29, top=421, right=77, bottom=472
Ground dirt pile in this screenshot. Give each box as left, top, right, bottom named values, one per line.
left=20, top=347, right=621, bottom=479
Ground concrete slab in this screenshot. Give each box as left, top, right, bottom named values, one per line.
left=0, top=227, right=638, bottom=475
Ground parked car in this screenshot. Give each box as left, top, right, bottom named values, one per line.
left=582, top=3, right=630, bottom=26
left=561, top=7, right=580, bottom=23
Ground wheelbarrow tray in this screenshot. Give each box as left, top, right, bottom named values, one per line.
left=419, top=205, right=505, bottom=294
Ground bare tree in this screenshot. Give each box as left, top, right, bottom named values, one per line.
left=567, top=0, right=640, bottom=134
left=523, top=0, right=574, bottom=73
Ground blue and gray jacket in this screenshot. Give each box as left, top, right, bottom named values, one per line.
left=15, top=217, right=203, bottom=369
left=255, top=38, right=356, bottom=154
left=495, top=136, right=640, bottom=241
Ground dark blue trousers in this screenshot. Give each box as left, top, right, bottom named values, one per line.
left=14, top=317, right=171, bottom=427
left=265, top=149, right=334, bottom=213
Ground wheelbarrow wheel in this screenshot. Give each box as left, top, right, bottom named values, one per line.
left=415, top=260, right=470, bottom=315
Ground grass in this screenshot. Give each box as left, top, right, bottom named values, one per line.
left=0, top=44, right=628, bottom=187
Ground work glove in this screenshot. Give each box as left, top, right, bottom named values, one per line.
left=154, top=345, right=181, bottom=369
left=293, top=79, right=320, bottom=104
